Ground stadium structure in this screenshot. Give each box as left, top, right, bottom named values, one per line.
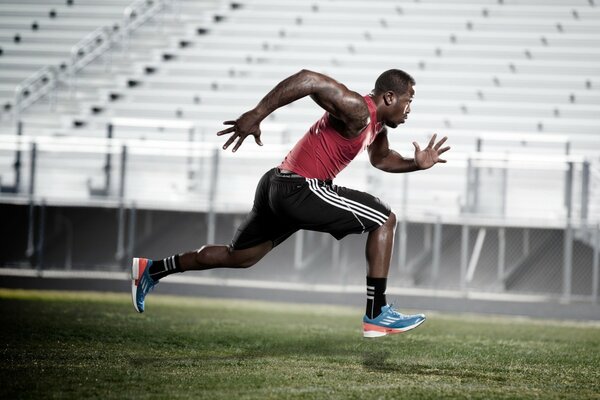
left=0, top=0, right=599, bottom=319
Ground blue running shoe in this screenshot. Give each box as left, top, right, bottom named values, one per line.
left=363, top=304, right=426, bottom=338
left=131, top=257, right=156, bottom=313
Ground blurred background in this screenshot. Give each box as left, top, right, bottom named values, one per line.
left=0, top=0, right=598, bottom=319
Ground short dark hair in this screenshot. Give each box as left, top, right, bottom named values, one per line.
left=373, top=69, right=415, bottom=95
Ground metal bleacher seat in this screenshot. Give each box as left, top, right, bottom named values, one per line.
left=0, top=0, right=598, bottom=221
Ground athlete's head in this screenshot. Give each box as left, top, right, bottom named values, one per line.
left=373, top=69, right=415, bottom=128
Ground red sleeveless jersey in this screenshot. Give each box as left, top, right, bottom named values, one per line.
left=279, top=95, right=382, bottom=181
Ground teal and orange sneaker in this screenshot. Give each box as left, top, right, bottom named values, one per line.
left=131, top=257, right=156, bottom=313
left=363, top=304, right=426, bottom=338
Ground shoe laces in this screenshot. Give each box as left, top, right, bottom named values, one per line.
left=386, top=303, right=406, bottom=319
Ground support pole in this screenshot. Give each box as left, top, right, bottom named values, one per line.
left=115, top=145, right=128, bottom=263
left=119, top=145, right=127, bottom=199
left=115, top=206, right=125, bottom=262
left=25, top=143, right=37, bottom=260
left=15, top=120, right=22, bottom=191
left=431, top=218, right=442, bottom=285
left=207, top=148, right=220, bottom=244
left=294, top=230, right=304, bottom=270
left=592, top=224, right=599, bottom=303
left=332, top=237, right=341, bottom=271
left=88, top=123, right=113, bottom=196
left=581, top=161, right=590, bottom=222
left=103, top=123, right=113, bottom=193
left=564, top=162, right=573, bottom=219
left=2, top=120, right=23, bottom=193
left=397, top=219, right=407, bottom=273
left=497, top=227, right=506, bottom=286
left=563, top=223, right=573, bottom=303
left=460, top=224, right=469, bottom=290
left=127, top=203, right=137, bottom=264
left=37, top=200, right=46, bottom=275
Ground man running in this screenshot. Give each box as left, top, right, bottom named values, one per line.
left=131, top=69, right=450, bottom=338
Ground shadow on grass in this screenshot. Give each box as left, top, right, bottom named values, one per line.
left=126, top=329, right=473, bottom=378
left=361, top=348, right=507, bottom=382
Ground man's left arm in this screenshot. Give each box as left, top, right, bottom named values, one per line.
left=367, top=128, right=450, bottom=173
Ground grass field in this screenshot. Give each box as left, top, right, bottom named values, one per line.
left=1, top=289, right=599, bottom=399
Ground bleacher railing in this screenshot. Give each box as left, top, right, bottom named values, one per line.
left=68, top=27, right=113, bottom=93
left=11, top=0, right=173, bottom=126
left=0, top=134, right=594, bottom=224
left=13, top=67, right=58, bottom=126
left=0, top=134, right=598, bottom=302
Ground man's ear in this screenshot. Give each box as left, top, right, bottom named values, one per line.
left=383, top=91, right=395, bottom=106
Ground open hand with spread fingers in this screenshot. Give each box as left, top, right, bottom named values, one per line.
left=413, top=134, right=450, bottom=170
left=216, top=110, right=264, bottom=152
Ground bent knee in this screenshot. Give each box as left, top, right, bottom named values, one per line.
left=228, top=241, right=272, bottom=268
left=386, top=211, right=397, bottom=227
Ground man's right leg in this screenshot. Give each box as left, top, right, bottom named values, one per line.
left=132, top=169, right=282, bottom=312
left=131, top=241, right=273, bottom=313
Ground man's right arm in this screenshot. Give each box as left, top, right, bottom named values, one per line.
left=217, top=70, right=369, bottom=152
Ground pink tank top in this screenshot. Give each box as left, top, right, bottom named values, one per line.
left=279, top=95, right=382, bottom=181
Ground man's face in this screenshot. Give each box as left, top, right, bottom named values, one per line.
left=384, top=85, right=414, bottom=128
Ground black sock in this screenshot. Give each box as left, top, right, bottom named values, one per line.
left=366, top=277, right=387, bottom=319
left=149, top=255, right=182, bottom=282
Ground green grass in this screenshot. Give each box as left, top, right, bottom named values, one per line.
left=1, top=289, right=599, bottom=399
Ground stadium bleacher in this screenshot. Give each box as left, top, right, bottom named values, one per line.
left=0, top=0, right=598, bottom=300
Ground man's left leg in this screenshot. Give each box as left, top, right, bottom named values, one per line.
left=364, top=211, right=396, bottom=319
left=300, top=180, right=426, bottom=337
left=362, top=211, right=426, bottom=338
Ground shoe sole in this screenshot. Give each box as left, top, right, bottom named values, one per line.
left=131, top=258, right=141, bottom=313
left=363, top=318, right=426, bottom=338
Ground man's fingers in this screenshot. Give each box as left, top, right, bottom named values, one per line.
left=438, top=146, right=451, bottom=155
left=412, top=141, right=421, bottom=152
left=232, top=136, right=247, bottom=152
left=216, top=121, right=236, bottom=135
left=427, top=133, right=437, bottom=148
left=216, top=126, right=236, bottom=136
left=222, top=134, right=238, bottom=150
left=437, top=158, right=447, bottom=163
left=434, top=136, right=448, bottom=150
left=254, top=135, right=263, bottom=146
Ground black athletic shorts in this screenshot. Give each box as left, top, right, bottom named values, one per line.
left=231, top=168, right=392, bottom=250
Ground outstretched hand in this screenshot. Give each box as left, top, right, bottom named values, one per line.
left=216, top=111, right=263, bottom=152
left=413, top=134, right=450, bottom=170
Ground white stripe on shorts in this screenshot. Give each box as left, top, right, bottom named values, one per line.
left=307, top=178, right=388, bottom=226
left=306, top=179, right=366, bottom=231
left=323, top=186, right=388, bottom=223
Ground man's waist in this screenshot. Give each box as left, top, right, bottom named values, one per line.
left=276, top=168, right=304, bottom=179
left=275, top=168, right=333, bottom=185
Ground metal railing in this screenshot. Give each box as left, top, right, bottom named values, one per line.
left=11, top=0, right=173, bottom=127
left=68, top=27, right=113, bottom=93
left=123, top=0, right=169, bottom=35
left=0, top=133, right=595, bottom=222
left=13, top=67, right=58, bottom=124
left=0, top=133, right=598, bottom=302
